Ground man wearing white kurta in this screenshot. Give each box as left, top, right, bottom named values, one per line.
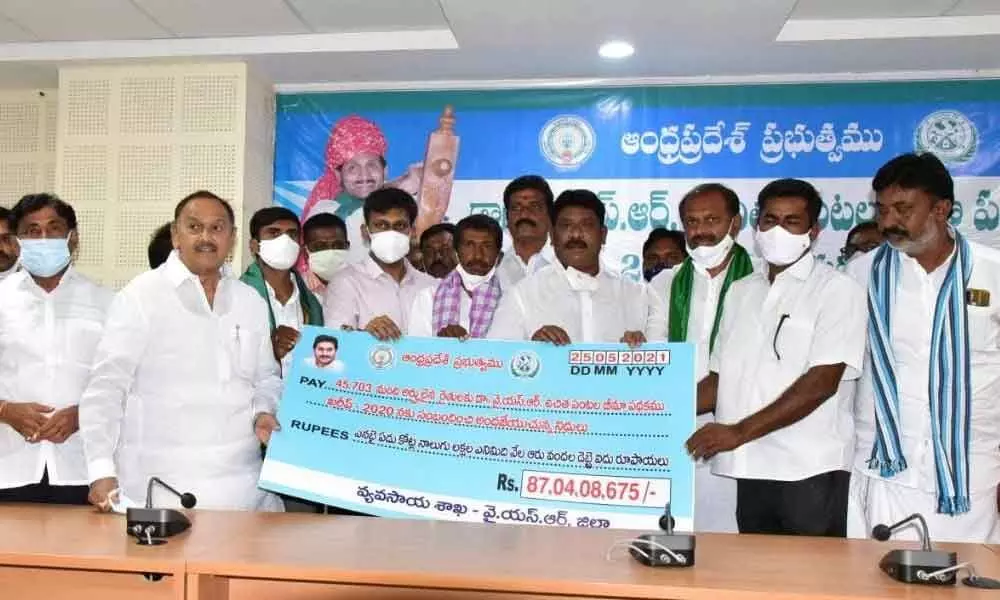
left=489, top=190, right=666, bottom=344
left=0, top=194, right=112, bottom=504
left=847, top=153, right=1000, bottom=543
left=650, top=183, right=757, bottom=534
left=687, top=179, right=866, bottom=536
left=409, top=214, right=505, bottom=339
left=495, top=175, right=555, bottom=290
left=81, top=191, right=283, bottom=512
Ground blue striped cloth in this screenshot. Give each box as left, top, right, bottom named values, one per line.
left=867, top=234, right=972, bottom=515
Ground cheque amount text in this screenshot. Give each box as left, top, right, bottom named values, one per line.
left=518, top=470, right=670, bottom=508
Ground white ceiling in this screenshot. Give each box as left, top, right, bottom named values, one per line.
left=0, top=0, right=999, bottom=89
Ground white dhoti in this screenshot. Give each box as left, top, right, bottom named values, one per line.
left=848, top=470, right=999, bottom=544
left=693, top=413, right=738, bottom=533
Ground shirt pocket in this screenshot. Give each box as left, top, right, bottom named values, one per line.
left=224, top=319, right=264, bottom=382
left=966, top=305, right=998, bottom=352
left=772, top=315, right=816, bottom=374
left=63, top=318, right=104, bottom=368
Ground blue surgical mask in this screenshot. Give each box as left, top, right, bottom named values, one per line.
left=18, top=237, right=71, bottom=277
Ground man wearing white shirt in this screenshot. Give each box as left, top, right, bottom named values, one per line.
left=240, top=207, right=324, bottom=377
left=686, top=178, right=866, bottom=536
left=410, top=214, right=504, bottom=339
left=847, top=153, right=1000, bottom=543
left=0, top=206, right=18, bottom=281
left=489, top=189, right=666, bottom=345
left=496, top=175, right=555, bottom=290
left=81, top=191, right=283, bottom=512
left=323, top=188, right=435, bottom=341
left=0, top=194, right=112, bottom=504
left=650, top=183, right=756, bottom=534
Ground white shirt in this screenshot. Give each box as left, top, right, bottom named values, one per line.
left=265, top=277, right=303, bottom=376
left=848, top=241, right=1000, bottom=493
left=650, top=255, right=762, bottom=379
left=407, top=283, right=473, bottom=338
left=0, top=267, right=113, bottom=488
left=488, top=262, right=667, bottom=343
left=496, top=244, right=552, bottom=290
left=78, top=251, right=283, bottom=511
left=0, top=264, right=17, bottom=282
left=323, top=256, right=436, bottom=333
left=709, top=253, right=866, bottom=481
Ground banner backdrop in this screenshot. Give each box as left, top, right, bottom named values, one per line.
left=274, top=80, right=1000, bottom=279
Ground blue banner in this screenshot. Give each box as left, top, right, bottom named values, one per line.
left=259, top=329, right=696, bottom=531
left=273, top=81, right=1000, bottom=275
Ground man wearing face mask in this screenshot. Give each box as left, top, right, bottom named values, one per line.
left=81, top=191, right=284, bottom=512
left=642, top=228, right=687, bottom=282
left=489, top=190, right=666, bottom=344
left=686, top=178, right=866, bottom=537
left=496, top=175, right=556, bottom=289
left=846, top=153, right=1000, bottom=543
left=301, top=212, right=351, bottom=296
left=0, top=194, right=113, bottom=504
left=649, top=183, right=757, bottom=534
left=419, top=222, right=459, bottom=279
left=0, top=207, right=19, bottom=281
left=323, top=188, right=435, bottom=341
left=241, top=207, right=324, bottom=377
left=409, top=214, right=504, bottom=338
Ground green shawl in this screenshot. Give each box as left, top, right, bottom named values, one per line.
left=240, top=262, right=324, bottom=331
left=668, top=245, right=754, bottom=353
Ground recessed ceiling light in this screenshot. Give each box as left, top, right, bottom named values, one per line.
left=599, top=41, right=634, bottom=60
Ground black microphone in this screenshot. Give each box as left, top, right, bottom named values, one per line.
left=145, top=477, right=197, bottom=509
left=872, top=513, right=932, bottom=551
left=872, top=512, right=957, bottom=585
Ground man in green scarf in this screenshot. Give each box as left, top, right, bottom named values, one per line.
left=650, top=183, right=756, bottom=534
left=240, top=207, right=324, bottom=377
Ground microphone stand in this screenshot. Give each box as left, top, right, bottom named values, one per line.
left=127, top=478, right=197, bottom=547
left=873, top=513, right=957, bottom=585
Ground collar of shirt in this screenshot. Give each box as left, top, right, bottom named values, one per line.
left=163, top=250, right=235, bottom=314
left=361, top=254, right=421, bottom=285
left=265, top=273, right=300, bottom=307
left=506, top=243, right=552, bottom=272
left=557, top=261, right=601, bottom=292
left=15, top=264, right=81, bottom=296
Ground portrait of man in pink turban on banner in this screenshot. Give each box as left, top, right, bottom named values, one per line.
left=298, top=109, right=459, bottom=290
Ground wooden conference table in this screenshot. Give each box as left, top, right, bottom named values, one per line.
left=1, top=505, right=998, bottom=600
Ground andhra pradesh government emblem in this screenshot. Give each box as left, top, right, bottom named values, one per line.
left=915, top=110, right=978, bottom=165
left=509, top=350, right=541, bottom=379
left=368, top=345, right=396, bottom=370
left=539, top=114, right=596, bottom=170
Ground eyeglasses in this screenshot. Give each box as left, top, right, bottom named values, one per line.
left=773, top=314, right=790, bottom=360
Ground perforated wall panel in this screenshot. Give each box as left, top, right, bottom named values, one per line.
left=0, top=90, right=58, bottom=207
left=57, top=63, right=259, bottom=289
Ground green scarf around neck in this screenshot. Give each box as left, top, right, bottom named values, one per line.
left=668, top=244, right=754, bottom=353
left=240, top=262, right=324, bottom=331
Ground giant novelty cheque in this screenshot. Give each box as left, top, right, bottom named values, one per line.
left=259, top=329, right=696, bottom=531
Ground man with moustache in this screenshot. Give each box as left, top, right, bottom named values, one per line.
left=847, top=153, right=1000, bottom=543
left=649, top=183, right=756, bottom=534
left=687, top=179, right=866, bottom=537
left=409, top=214, right=504, bottom=338
left=81, top=191, right=284, bottom=512
left=0, top=207, right=18, bottom=280
left=323, top=188, right=435, bottom=340
left=489, top=190, right=665, bottom=344
left=496, top=175, right=555, bottom=289
left=419, top=222, right=459, bottom=279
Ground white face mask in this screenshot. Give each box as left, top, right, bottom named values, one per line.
left=456, top=263, right=496, bottom=290
left=686, top=221, right=736, bottom=270
left=256, top=235, right=300, bottom=271
left=754, top=225, right=812, bottom=266
left=309, top=249, right=350, bottom=281
left=369, top=230, right=411, bottom=264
